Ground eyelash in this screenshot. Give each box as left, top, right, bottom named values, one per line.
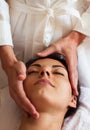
left=27, top=71, right=64, bottom=76
left=53, top=72, right=64, bottom=76
left=27, top=71, right=38, bottom=75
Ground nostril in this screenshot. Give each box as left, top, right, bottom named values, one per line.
left=40, top=71, right=50, bottom=76
left=46, top=71, right=49, bottom=76
left=41, top=71, right=44, bottom=75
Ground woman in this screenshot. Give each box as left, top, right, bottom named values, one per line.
left=0, top=0, right=89, bottom=118
left=19, top=53, right=79, bottom=130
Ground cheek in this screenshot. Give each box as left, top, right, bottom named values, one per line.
left=24, top=76, right=36, bottom=86
left=55, top=77, right=71, bottom=91
left=55, top=79, right=72, bottom=103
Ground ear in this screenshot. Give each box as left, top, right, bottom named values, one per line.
left=69, top=95, right=77, bottom=108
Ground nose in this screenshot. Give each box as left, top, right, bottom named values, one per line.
left=39, top=68, right=50, bottom=77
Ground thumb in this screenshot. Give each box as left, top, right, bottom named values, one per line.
left=14, top=61, right=26, bottom=80
left=37, top=45, right=56, bottom=57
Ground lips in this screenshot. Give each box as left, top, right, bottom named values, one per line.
left=34, top=79, right=54, bottom=87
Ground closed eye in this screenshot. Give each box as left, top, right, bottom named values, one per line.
left=53, top=72, right=64, bottom=76
left=27, top=71, right=38, bottom=75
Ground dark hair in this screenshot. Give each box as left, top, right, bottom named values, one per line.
left=26, top=53, right=68, bottom=69
left=26, top=53, right=80, bottom=118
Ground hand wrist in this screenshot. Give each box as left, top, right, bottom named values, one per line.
left=66, top=31, right=86, bottom=46
left=0, top=45, right=17, bottom=72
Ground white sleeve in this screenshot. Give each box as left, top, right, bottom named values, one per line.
left=74, top=2, right=90, bottom=36
left=0, top=0, right=13, bottom=46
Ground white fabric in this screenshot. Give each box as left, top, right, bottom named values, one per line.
left=0, top=0, right=89, bottom=61
left=0, top=0, right=13, bottom=45
left=74, top=5, right=90, bottom=36
left=0, top=0, right=90, bottom=130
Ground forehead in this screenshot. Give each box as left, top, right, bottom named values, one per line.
left=29, top=58, right=66, bottom=68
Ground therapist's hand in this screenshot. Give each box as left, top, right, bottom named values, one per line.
left=7, top=61, right=39, bottom=119
left=0, top=46, right=39, bottom=119
left=37, top=31, right=86, bottom=96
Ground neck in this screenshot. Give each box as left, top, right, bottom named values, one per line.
left=19, top=112, right=64, bottom=130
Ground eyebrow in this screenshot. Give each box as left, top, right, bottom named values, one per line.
left=52, top=65, right=65, bottom=68
left=31, top=64, right=41, bottom=67
left=30, top=64, right=66, bottom=70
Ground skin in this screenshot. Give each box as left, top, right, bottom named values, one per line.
left=19, top=58, right=77, bottom=130
left=0, top=31, right=85, bottom=118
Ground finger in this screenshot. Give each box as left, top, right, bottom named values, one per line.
left=66, top=53, right=78, bottom=96
left=10, top=80, right=39, bottom=119
left=14, top=61, right=26, bottom=80
left=37, top=44, right=57, bottom=57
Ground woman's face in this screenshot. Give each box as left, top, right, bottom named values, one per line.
left=24, top=58, right=76, bottom=112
